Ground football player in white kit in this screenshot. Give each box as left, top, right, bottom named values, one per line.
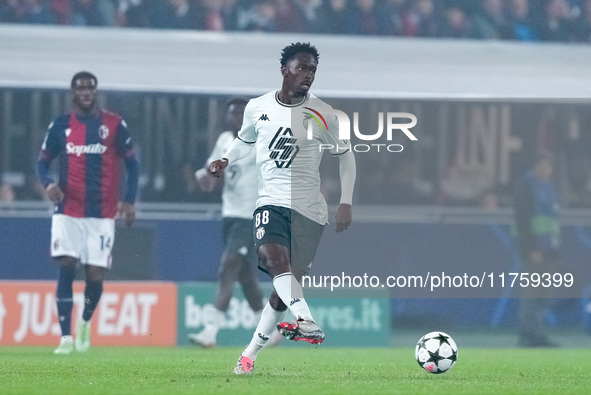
left=210, top=43, right=356, bottom=374
left=188, top=98, right=266, bottom=348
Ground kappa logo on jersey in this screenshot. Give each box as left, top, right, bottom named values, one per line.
left=259, top=114, right=270, bottom=121
left=256, top=227, right=265, bottom=240
left=98, top=125, right=109, bottom=139
left=268, top=127, right=300, bottom=168
left=66, top=142, right=107, bottom=156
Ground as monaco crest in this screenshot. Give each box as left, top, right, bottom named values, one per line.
left=256, top=227, right=265, bottom=240
left=98, top=125, right=109, bottom=139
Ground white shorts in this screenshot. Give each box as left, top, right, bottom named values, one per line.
left=51, top=214, right=115, bottom=268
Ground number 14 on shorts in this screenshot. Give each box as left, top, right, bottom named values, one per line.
left=99, top=235, right=111, bottom=250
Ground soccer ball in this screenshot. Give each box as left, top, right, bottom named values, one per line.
left=415, top=331, right=458, bottom=374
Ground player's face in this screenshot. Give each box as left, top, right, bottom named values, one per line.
left=226, top=103, right=246, bottom=133
left=72, top=78, right=97, bottom=113
left=282, top=53, right=317, bottom=98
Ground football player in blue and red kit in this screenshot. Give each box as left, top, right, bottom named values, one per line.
left=36, top=71, right=139, bottom=354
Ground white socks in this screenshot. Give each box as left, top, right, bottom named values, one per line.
left=201, top=308, right=225, bottom=340
left=272, top=273, right=313, bottom=321
left=242, top=302, right=285, bottom=361
left=242, top=273, right=313, bottom=362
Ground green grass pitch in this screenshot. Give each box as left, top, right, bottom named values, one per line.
left=1, top=346, right=590, bottom=395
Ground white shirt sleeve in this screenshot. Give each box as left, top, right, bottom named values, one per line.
left=224, top=138, right=254, bottom=164
left=338, top=150, right=356, bottom=205
left=322, top=111, right=351, bottom=156
left=224, top=100, right=257, bottom=164
left=236, top=100, right=257, bottom=143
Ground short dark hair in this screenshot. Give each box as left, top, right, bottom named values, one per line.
left=280, top=42, right=319, bottom=66
left=71, top=71, right=98, bottom=88
left=226, top=97, right=248, bottom=108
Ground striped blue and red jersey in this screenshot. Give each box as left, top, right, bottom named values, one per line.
left=37, top=109, right=138, bottom=219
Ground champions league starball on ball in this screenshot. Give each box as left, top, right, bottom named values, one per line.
left=415, top=331, right=458, bottom=374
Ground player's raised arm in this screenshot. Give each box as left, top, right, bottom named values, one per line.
left=335, top=150, right=356, bottom=232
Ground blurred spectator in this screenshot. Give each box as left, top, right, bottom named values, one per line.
left=507, top=0, right=539, bottom=41
left=438, top=163, right=494, bottom=206
left=320, top=0, right=350, bottom=34
left=378, top=0, right=407, bottom=36
left=574, top=0, right=591, bottom=41
left=149, top=0, right=200, bottom=30
left=1, top=0, right=590, bottom=43
left=116, top=0, right=149, bottom=27
left=438, top=4, right=472, bottom=38
left=200, top=0, right=225, bottom=31
left=348, top=0, right=380, bottom=35
left=72, top=0, right=116, bottom=26
left=1, top=0, right=16, bottom=22
left=294, top=0, right=324, bottom=32
left=536, top=0, right=577, bottom=41
left=0, top=182, right=16, bottom=206
left=514, top=152, right=561, bottom=348
left=239, top=0, right=277, bottom=32
left=402, top=0, right=437, bottom=37
left=219, top=0, right=241, bottom=31
left=274, top=0, right=307, bottom=32
left=471, top=0, right=510, bottom=39
left=50, top=0, right=70, bottom=24
left=14, top=0, right=57, bottom=24
left=388, top=156, right=434, bottom=205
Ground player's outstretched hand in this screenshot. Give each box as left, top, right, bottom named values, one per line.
left=46, top=183, right=65, bottom=203
left=119, top=202, right=135, bottom=228
left=335, top=203, right=352, bottom=233
left=195, top=168, right=217, bottom=192
left=209, top=158, right=229, bottom=178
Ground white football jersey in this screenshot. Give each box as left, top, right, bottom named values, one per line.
left=237, top=91, right=350, bottom=225
left=207, top=131, right=258, bottom=219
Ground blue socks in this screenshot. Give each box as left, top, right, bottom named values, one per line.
left=82, top=279, right=103, bottom=322
left=56, top=265, right=76, bottom=336
left=56, top=265, right=104, bottom=335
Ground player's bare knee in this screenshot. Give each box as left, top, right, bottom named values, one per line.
left=258, top=249, right=290, bottom=276
left=85, top=266, right=105, bottom=283
left=56, top=256, right=78, bottom=268
left=269, top=292, right=287, bottom=312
